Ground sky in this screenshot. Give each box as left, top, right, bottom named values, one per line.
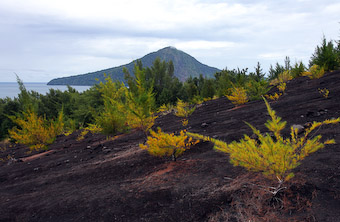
left=0, top=0, right=339, bottom=82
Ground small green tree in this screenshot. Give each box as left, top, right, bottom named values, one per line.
left=188, top=98, right=339, bottom=193
left=126, top=65, right=157, bottom=137
left=175, top=99, right=195, bottom=126
left=309, top=35, right=340, bottom=71
left=291, top=61, right=306, bottom=78
left=268, top=63, right=285, bottom=81
left=251, top=62, right=265, bottom=82
left=200, top=79, right=216, bottom=99
left=94, top=76, right=129, bottom=135
left=245, top=79, right=270, bottom=101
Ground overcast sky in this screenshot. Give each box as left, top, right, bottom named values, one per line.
left=0, top=0, right=339, bottom=82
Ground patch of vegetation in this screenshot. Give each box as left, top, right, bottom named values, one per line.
left=8, top=109, right=64, bottom=151
left=188, top=98, right=339, bottom=193
left=140, top=128, right=199, bottom=161
left=318, top=88, right=329, bottom=99
left=226, top=86, right=248, bottom=106
left=302, top=64, right=325, bottom=79
left=175, top=99, right=195, bottom=126
left=309, top=35, right=340, bottom=71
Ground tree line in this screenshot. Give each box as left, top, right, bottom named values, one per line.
left=0, top=35, right=339, bottom=141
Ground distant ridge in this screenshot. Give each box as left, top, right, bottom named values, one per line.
left=47, top=47, right=221, bottom=86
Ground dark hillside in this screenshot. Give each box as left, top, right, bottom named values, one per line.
left=47, top=47, right=220, bottom=85
left=1, top=70, right=340, bottom=221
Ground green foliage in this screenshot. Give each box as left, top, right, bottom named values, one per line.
left=16, top=74, right=39, bottom=112
left=8, top=109, right=64, bottom=151
left=245, top=79, right=270, bottom=101
left=268, top=63, right=285, bottom=81
left=95, top=77, right=129, bottom=135
left=140, top=128, right=199, bottom=161
left=290, top=61, right=306, bottom=78
left=251, top=62, right=266, bottom=82
left=309, top=35, right=340, bottom=71
left=125, top=58, right=185, bottom=107
left=183, top=76, right=199, bottom=101
left=188, top=98, right=340, bottom=183
left=0, top=98, right=20, bottom=140
left=126, top=64, right=157, bottom=136
left=200, top=78, right=216, bottom=99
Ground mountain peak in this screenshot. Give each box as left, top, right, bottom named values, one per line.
left=47, top=47, right=220, bottom=86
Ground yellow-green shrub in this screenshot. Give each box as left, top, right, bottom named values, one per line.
left=277, top=82, right=286, bottom=93
left=175, top=99, right=195, bottom=126
left=318, top=88, right=329, bottom=98
left=270, top=70, right=293, bottom=85
left=8, top=110, right=64, bottom=151
left=158, top=104, right=174, bottom=115
left=264, top=93, right=282, bottom=101
left=226, top=87, right=248, bottom=106
left=77, top=124, right=102, bottom=141
left=302, top=64, right=325, bottom=79
left=140, top=128, right=199, bottom=161
left=191, top=95, right=203, bottom=105
left=188, top=98, right=339, bottom=183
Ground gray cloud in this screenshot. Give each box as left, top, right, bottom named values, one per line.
left=0, top=0, right=339, bottom=82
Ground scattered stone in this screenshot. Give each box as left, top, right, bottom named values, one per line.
left=7, top=157, right=21, bottom=166
left=34, top=167, right=39, bottom=171
left=201, top=123, right=209, bottom=128
left=64, top=160, right=70, bottom=163
left=86, top=146, right=91, bottom=149
left=318, top=109, right=327, bottom=115
left=291, top=124, right=304, bottom=134
left=102, top=148, right=111, bottom=154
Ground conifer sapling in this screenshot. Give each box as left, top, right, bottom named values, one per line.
left=188, top=97, right=339, bottom=193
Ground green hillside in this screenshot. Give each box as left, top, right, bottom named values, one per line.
left=47, top=47, right=220, bottom=85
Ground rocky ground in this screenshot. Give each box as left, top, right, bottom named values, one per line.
left=1, top=70, right=340, bottom=221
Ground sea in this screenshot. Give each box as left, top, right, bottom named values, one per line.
left=0, top=82, right=92, bottom=99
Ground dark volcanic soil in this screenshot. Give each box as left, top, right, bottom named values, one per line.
left=1, top=71, right=340, bottom=221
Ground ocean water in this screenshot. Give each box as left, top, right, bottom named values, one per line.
left=0, top=82, right=92, bottom=99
